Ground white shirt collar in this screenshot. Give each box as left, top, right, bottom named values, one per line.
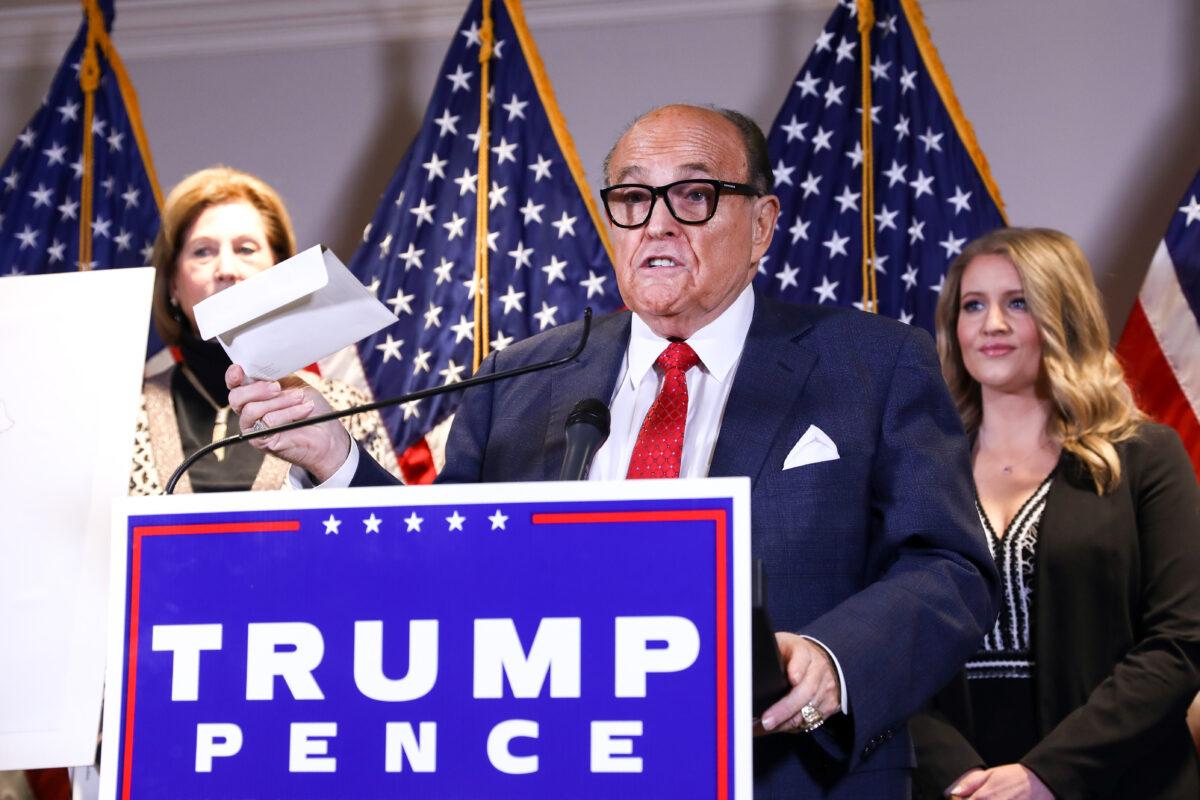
left=626, top=284, right=755, bottom=388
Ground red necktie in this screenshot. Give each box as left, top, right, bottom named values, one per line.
left=626, top=341, right=701, bottom=479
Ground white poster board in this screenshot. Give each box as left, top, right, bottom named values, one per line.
left=0, top=267, right=154, bottom=769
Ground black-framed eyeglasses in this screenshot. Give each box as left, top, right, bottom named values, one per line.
left=600, top=179, right=762, bottom=229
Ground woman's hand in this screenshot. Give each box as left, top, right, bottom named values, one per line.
left=948, top=764, right=1053, bottom=800
left=226, top=365, right=351, bottom=483
left=755, top=632, right=841, bottom=735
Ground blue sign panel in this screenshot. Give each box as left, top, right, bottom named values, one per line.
left=102, top=480, right=751, bottom=799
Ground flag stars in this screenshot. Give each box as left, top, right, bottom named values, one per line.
left=823, top=82, right=844, bottom=108
left=489, top=181, right=509, bottom=210
left=403, top=397, right=421, bottom=420
left=121, top=185, right=140, bottom=208
left=322, top=514, right=341, bottom=535
left=101, top=176, right=115, bottom=196
left=2, top=171, right=18, bottom=192
left=43, top=142, right=67, bottom=165
left=69, top=157, right=84, bottom=179
left=846, top=141, right=864, bottom=168
left=835, top=37, right=856, bottom=63
left=939, top=233, right=967, bottom=258
left=378, top=232, right=393, bottom=258
left=877, top=14, right=899, bottom=35
left=910, top=170, right=935, bottom=199
left=534, top=301, right=559, bottom=329
left=491, top=330, right=515, bottom=351
left=780, top=116, right=807, bottom=143
left=440, top=360, right=466, bottom=384
left=450, top=314, right=475, bottom=344
left=822, top=231, right=849, bottom=258
left=410, top=198, right=436, bottom=226
left=499, top=284, right=526, bottom=313
left=106, top=130, right=124, bottom=152
left=491, top=136, right=518, bottom=164
left=422, top=152, right=448, bottom=181
left=813, top=275, right=839, bottom=303
left=443, top=211, right=467, bottom=240
left=875, top=205, right=898, bottom=232
left=433, top=257, right=455, bottom=284
left=902, top=265, right=920, bottom=290
left=772, top=159, right=795, bottom=187
left=519, top=197, right=545, bottom=225
left=528, top=153, right=553, bottom=182
left=17, top=127, right=35, bottom=148
left=788, top=216, right=810, bottom=243
left=795, top=70, right=820, bottom=98
left=551, top=211, right=577, bottom=239
left=91, top=216, right=112, bottom=238
left=58, top=199, right=79, bottom=220
left=870, top=57, right=891, bottom=81
left=899, top=66, right=918, bottom=94
left=375, top=334, right=404, bottom=363
left=454, top=167, right=478, bottom=196
left=580, top=270, right=607, bottom=298
left=884, top=159, right=907, bottom=188
left=908, top=219, right=926, bottom=244
left=811, top=127, right=833, bottom=153
left=948, top=186, right=973, bottom=214
left=542, top=255, right=568, bottom=284
left=433, top=109, right=459, bottom=137
left=424, top=301, right=444, bottom=329
left=930, top=274, right=945, bottom=294
left=446, top=64, right=473, bottom=92
left=114, top=229, right=133, bottom=251
left=446, top=511, right=466, bottom=532
left=387, top=288, right=415, bottom=315
left=814, top=31, right=834, bottom=53
left=800, top=172, right=822, bottom=199
left=56, top=99, right=79, bottom=122
left=918, top=127, right=944, bottom=153
left=894, top=114, right=910, bottom=141
left=834, top=186, right=860, bottom=213
left=502, top=93, right=529, bottom=121
left=91, top=117, right=107, bottom=137
left=400, top=242, right=425, bottom=270
left=28, top=184, right=53, bottom=208
left=899, top=310, right=914, bottom=325
left=489, top=509, right=508, bottom=530
left=15, top=225, right=38, bottom=250
left=508, top=240, right=535, bottom=269
left=404, top=511, right=424, bottom=532
left=412, top=349, right=432, bottom=374
left=775, top=263, right=800, bottom=290
left=1178, top=195, right=1200, bottom=226
left=47, top=240, right=66, bottom=263
left=461, top=21, right=482, bottom=47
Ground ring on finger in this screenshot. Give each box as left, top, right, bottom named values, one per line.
left=799, top=703, right=824, bottom=732
left=250, top=420, right=269, bottom=433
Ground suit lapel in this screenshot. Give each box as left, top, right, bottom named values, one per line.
left=542, top=311, right=631, bottom=479
left=710, top=296, right=818, bottom=482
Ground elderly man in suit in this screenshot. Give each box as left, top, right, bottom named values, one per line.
left=229, top=104, right=998, bottom=798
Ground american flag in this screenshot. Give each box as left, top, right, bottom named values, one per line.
left=756, top=0, right=1005, bottom=333
left=1116, top=168, right=1200, bottom=476
left=0, top=1, right=161, bottom=290
left=332, top=0, right=619, bottom=483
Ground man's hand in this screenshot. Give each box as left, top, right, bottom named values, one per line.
left=226, top=365, right=351, bottom=483
left=757, top=632, right=841, bottom=735
left=948, top=764, right=1053, bottom=800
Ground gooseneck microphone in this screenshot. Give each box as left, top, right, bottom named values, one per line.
left=558, top=398, right=611, bottom=481
left=165, top=308, right=595, bottom=494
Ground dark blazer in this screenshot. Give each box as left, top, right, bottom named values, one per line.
left=356, top=294, right=1000, bottom=798
left=912, top=423, right=1200, bottom=799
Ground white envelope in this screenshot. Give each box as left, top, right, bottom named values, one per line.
left=194, top=245, right=397, bottom=380
left=783, top=424, right=840, bottom=469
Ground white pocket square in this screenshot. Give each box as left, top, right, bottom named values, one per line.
left=783, top=424, right=840, bottom=470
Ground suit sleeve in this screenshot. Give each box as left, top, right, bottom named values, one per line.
left=435, top=350, right=500, bottom=484
left=1021, top=427, right=1200, bottom=798
left=798, top=327, right=1000, bottom=767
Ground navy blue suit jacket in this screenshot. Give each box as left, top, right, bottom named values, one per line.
left=355, top=294, right=999, bottom=798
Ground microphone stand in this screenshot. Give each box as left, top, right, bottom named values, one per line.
left=165, top=308, right=594, bottom=494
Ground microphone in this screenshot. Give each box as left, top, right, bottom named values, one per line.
left=165, top=308, right=595, bottom=494
left=558, top=398, right=610, bottom=481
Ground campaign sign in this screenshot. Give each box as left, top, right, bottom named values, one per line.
left=100, top=478, right=752, bottom=799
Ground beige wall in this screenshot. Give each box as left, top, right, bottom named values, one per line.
left=1, top=0, right=1196, bottom=336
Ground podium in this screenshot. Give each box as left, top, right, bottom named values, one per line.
left=100, top=479, right=752, bottom=799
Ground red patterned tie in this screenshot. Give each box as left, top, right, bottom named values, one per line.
left=626, top=341, right=701, bottom=479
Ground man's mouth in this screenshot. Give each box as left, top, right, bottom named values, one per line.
left=644, top=257, right=682, bottom=268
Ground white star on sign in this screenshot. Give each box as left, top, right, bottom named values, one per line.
left=580, top=270, right=607, bottom=298
left=375, top=334, right=404, bottom=363
left=775, top=263, right=800, bottom=290
left=534, top=301, right=559, bottom=329
left=551, top=211, right=577, bottom=239
left=813, top=276, right=839, bottom=303
left=822, top=231, right=849, bottom=258
left=489, top=509, right=508, bottom=530
left=528, top=153, right=553, bottom=182
left=323, top=514, right=341, bottom=535
left=405, top=511, right=423, bottom=532
left=446, top=64, right=473, bottom=92
left=542, top=255, right=568, bottom=284
left=451, top=314, right=475, bottom=344
left=502, top=93, right=529, bottom=121
left=364, top=514, right=382, bottom=534
left=387, top=289, right=415, bottom=315
left=446, top=511, right=466, bottom=531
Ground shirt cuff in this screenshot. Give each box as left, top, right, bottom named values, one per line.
left=286, top=441, right=360, bottom=490
left=800, top=635, right=849, bottom=714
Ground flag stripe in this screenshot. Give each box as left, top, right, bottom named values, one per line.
left=1135, top=241, right=1200, bottom=423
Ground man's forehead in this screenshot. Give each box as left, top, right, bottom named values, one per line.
left=609, top=108, right=746, bottom=181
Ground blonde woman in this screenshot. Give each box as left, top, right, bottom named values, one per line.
left=912, top=228, right=1200, bottom=799
left=131, top=166, right=397, bottom=493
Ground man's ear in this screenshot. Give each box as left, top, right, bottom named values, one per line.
left=750, top=194, right=780, bottom=262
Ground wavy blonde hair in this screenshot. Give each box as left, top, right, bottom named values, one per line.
left=934, top=227, right=1143, bottom=493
